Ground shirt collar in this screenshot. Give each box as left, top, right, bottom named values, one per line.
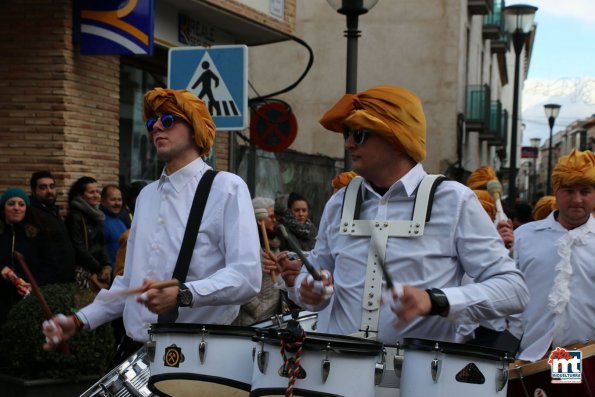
left=535, top=210, right=595, bottom=234
left=158, top=157, right=208, bottom=193
left=360, top=163, right=426, bottom=198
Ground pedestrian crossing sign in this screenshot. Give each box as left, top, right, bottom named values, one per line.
left=168, top=45, right=248, bottom=130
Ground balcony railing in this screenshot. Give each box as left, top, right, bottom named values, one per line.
left=466, top=84, right=491, bottom=132
left=483, top=0, right=504, bottom=40
left=469, top=0, right=494, bottom=15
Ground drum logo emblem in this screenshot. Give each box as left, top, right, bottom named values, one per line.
left=548, top=347, right=581, bottom=384
left=164, top=344, right=185, bottom=368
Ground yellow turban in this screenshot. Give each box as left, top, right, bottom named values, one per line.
left=532, top=195, right=556, bottom=221
left=473, top=189, right=496, bottom=221
left=551, top=149, right=595, bottom=193
left=331, top=171, right=358, bottom=190
left=144, top=88, right=216, bottom=157
left=319, top=86, right=426, bottom=163
left=467, top=166, right=498, bottom=190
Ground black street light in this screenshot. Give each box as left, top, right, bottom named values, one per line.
left=544, top=103, right=561, bottom=195
left=503, top=4, right=537, bottom=208
left=530, top=137, right=541, bottom=202
left=328, top=0, right=379, bottom=171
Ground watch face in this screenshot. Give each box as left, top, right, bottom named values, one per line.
left=179, top=290, right=192, bottom=307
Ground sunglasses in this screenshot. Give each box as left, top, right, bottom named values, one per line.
left=343, top=128, right=371, bottom=145
left=146, top=114, right=177, bottom=133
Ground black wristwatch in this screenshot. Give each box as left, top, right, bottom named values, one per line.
left=425, top=288, right=450, bottom=316
left=177, top=282, right=193, bottom=307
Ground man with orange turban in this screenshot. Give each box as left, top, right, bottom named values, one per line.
left=283, top=86, right=528, bottom=347
left=512, top=149, right=595, bottom=362
left=43, top=89, right=261, bottom=363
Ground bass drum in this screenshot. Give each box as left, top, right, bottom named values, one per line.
left=79, top=347, right=155, bottom=397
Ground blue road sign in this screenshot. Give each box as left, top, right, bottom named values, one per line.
left=168, top=45, right=248, bottom=131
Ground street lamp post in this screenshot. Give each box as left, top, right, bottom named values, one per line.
left=327, top=0, right=379, bottom=171
left=530, top=137, right=541, bottom=202
left=503, top=4, right=538, bottom=208
left=544, top=103, right=561, bottom=195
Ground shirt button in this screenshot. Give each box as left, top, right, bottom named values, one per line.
left=158, top=218, right=164, bottom=224
left=380, top=199, right=387, bottom=205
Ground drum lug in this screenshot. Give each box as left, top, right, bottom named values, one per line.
left=431, top=343, right=441, bottom=383
left=146, top=340, right=155, bottom=363
left=496, top=354, right=509, bottom=392
left=322, top=344, right=331, bottom=383
left=393, top=342, right=403, bottom=379
left=257, top=336, right=268, bottom=373
left=199, top=341, right=206, bottom=364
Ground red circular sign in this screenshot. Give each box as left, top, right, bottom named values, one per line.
left=250, top=102, right=298, bottom=152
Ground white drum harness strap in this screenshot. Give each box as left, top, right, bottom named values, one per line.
left=340, top=175, right=446, bottom=340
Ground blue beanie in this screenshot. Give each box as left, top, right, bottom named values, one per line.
left=1, top=188, right=30, bottom=209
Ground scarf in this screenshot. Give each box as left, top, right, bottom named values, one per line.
left=70, top=197, right=105, bottom=222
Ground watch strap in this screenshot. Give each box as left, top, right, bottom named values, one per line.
left=426, top=288, right=449, bottom=316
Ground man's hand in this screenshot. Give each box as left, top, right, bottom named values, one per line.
left=496, top=219, right=514, bottom=250
left=42, top=314, right=77, bottom=350
left=98, top=265, right=112, bottom=284
left=262, top=250, right=280, bottom=276
left=298, top=270, right=333, bottom=306
left=277, top=251, right=303, bottom=287
left=392, top=285, right=432, bottom=327
left=136, top=278, right=179, bottom=314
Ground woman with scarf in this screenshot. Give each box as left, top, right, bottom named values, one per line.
left=0, top=188, right=58, bottom=325
left=65, top=176, right=111, bottom=291
left=277, top=192, right=318, bottom=252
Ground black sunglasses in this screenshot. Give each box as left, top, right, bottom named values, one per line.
left=146, top=114, right=177, bottom=133
left=343, top=128, right=371, bottom=145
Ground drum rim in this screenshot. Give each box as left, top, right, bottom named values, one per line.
left=403, top=337, right=511, bottom=362
left=149, top=323, right=256, bottom=337
left=253, top=329, right=383, bottom=355
left=148, top=372, right=252, bottom=395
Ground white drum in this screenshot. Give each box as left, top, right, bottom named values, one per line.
left=375, top=344, right=404, bottom=397
left=147, top=323, right=256, bottom=397
left=252, top=311, right=319, bottom=333
left=250, top=325, right=384, bottom=397
left=400, top=338, right=510, bottom=397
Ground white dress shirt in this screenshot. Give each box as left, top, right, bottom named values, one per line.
left=79, top=158, right=261, bottom=342
left=513, top=213, right=595, bottom=361
left=289, top=163, right=528, bottom=344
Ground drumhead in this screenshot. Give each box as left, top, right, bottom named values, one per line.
left=149, top=323, right=256, bottom=338
left=403, top=337, right=511, bottom=362
left=254, top=328, right=383, bottom=356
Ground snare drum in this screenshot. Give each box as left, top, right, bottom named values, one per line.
left=400, top=338, right=510, bottom=397
left=79, top=347, right=155, bottom=397
left=507, top=340, right=595, bottom=397
left=251, top=328, right=384, bottom=397
left=252, top=311, right=318, bottom=332
left=147, top=323, right=256, bottom=397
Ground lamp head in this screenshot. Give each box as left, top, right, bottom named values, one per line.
left=504, top=4, right=538, bottom=35
left=327, top=0, right=379, bottom=15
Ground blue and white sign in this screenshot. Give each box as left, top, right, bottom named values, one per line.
left=168, top=45, right=248, bottom=131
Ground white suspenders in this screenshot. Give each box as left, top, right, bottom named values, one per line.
left=340, top=175, right=446, bottom=339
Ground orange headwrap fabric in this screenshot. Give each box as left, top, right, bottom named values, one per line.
left=143, top=88, right=216, bottom=157
left=551, top=149, right=595, bottom=193
left=467, top=166, right=498, bottom=190
left=532, top=195, right=556, bottom=221
left=331, top=171, right=358, bottom=190
left=473, top=189, right=496, bottom=221
left=319, top=86, right=426, bottom=163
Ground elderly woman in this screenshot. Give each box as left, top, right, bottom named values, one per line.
left=277, top=192, right=318, bottom=252
left=0, top=188, right=57, bottom=325
left=65, top=176, right=111, bottom=291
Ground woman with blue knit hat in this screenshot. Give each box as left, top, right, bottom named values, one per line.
left=0, top=187, right=58, bottom=325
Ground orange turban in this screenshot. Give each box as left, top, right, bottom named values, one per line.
left=467, top=166, right=498, bottom=190
left=319, top=86, right=426, bottom=163
left=144, top=88, right=216, bottom=157
left=473, top=189, right=496, bottom=221
left=532, top=195, right=556, bottom=221
left=331, top=171, right=358, bottom=190
left=551, top=149, right=595, bottom=193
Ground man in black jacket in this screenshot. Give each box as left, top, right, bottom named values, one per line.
left=29, top=171, right=75, bottom=283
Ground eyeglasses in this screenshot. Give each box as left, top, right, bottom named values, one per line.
left=146, top=114, right=177, bottom=133
left=343, top=128, right=371, bottom=145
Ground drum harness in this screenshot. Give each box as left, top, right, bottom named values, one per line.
left=339, top=175, right=446, bottom=342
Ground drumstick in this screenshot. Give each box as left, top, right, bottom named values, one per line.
left=96, top=279, right=180, bottom=302
left=13, top=251, right=70, bottom=355
left=254, top=208, right=276, bottom=282
left=486, top=179, right=509, bottom=222
left=278, top=224, right=322, bottom=281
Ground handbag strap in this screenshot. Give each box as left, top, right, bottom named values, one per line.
left=158, top=169, right=218, bottom=323
left=81, top=215, right=89, bottom=249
